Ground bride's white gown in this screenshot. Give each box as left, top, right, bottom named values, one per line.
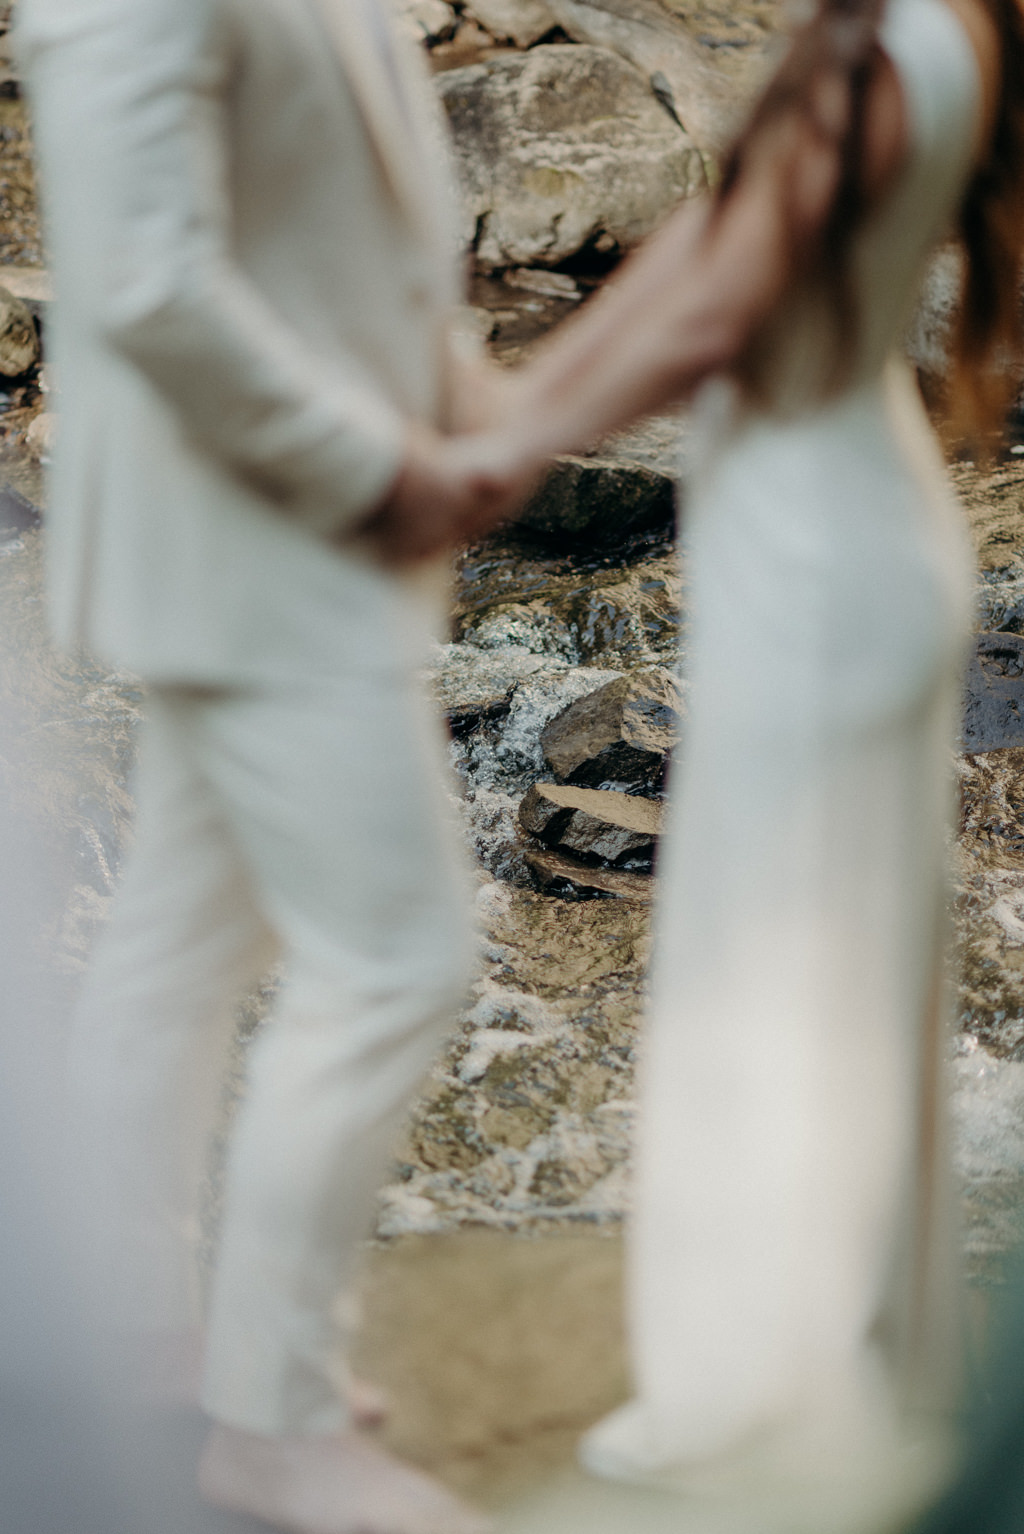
left=511, top=0, right=982, bottom=1528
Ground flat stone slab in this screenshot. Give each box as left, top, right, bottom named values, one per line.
left=519, top=781, right=662, bottom=865
left=523, top=846, right=654, bottom=901
left=540, top=667, right=682, bottom=790
left=962, top=633, right=1024, bottom=751
left=0, top=266, right=52, bottom=304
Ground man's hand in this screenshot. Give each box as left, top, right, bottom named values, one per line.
left=359, top=421, right=540, bottom=565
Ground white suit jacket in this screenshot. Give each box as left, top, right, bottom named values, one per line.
left=17, top=0, right=464, bottom=682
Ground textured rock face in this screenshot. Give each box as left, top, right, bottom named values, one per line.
left=540, top=666, right=682, bottom=789
left=543, top=0, right=753, bottom=155
left=437, top=44, right=705, bottom=269
left=0, top=284, right=39, bottom=377
left=519, top=780, right=662, bottom=864
left=520, top=453, right=676, bottom=546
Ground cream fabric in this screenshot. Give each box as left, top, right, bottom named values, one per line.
left=575, top=0, right=981, bottom=1524
left=16, top=0, right=463, bottom=682
left=18, top=0, right=479, bottom=1436
left=69, top=675, right=475, bottom=1436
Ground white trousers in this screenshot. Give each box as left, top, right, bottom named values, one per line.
left=68, top=669, right=474, bottom=1435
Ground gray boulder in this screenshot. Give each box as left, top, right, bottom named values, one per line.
left=437, top=44, right=706, bottom=270
left=394, top=0, right=458, bottom=43
left=520, top=780, right=663, bottom=865
left=0, top=284, right=39, bottom=376
left=520, top=454, right=676, bottom=546
left=540, top=666, right=682, bottom=789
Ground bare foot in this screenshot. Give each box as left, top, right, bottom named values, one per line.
left=198, top=1423, right=492, bottom=1534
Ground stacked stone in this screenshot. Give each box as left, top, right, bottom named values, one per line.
left=517, top=666, right=681, bottom=900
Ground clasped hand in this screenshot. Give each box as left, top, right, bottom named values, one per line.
left=362, top=419, right=540, bottom=565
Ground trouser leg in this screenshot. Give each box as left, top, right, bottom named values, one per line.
left=179, top=672, right=475, bottom=1435
left=68, top=696, right=276, bottom=1335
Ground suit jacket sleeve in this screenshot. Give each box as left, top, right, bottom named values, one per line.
left=22, top=0, right=408, bottom=536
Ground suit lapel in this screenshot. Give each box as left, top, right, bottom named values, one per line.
left=304, top=0, right=449, bottom=244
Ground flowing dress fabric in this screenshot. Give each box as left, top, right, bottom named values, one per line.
left=580, top=0, right=980, bottom=1515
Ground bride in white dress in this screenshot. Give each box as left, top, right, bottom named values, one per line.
left=446, top=0, right=1024, bottom=1524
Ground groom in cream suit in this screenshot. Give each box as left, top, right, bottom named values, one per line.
left=17, top=0, right=505, bottom=1528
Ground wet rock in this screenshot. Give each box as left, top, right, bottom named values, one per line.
left=395, top=0, right=459, bottom=43
left=540, top=666, right=682, bottom=789
left=0, top=283, right=39, bottom=376
left=519, top=780, right=662, bottom=865
left=463, top=0, right=558, bottom=46
left=962, top=634, right=1024, bottom=752
left=524, top=846, right=654, bottom=900
left=453, top=540, right=682, bottom=670
left=459, top=598, right=578, bottom=662
left=520, top=454, right=676, bottom=547
left=437, top=44, right=705, bottom=271
left=427, top=641, right=555, bottom=735
left=560, top=569, right=680, bottom=664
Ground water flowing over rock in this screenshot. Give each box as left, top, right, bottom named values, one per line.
left=519, top=780, right=662, bottom=864
left=0, top=282, right=39, bottom=376
left=437, top=44, right=706, bottom=269
left=540, top=666, right=682, bottom=789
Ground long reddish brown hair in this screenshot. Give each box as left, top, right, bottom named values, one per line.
left=716, top=0, right=1024, bottom=441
